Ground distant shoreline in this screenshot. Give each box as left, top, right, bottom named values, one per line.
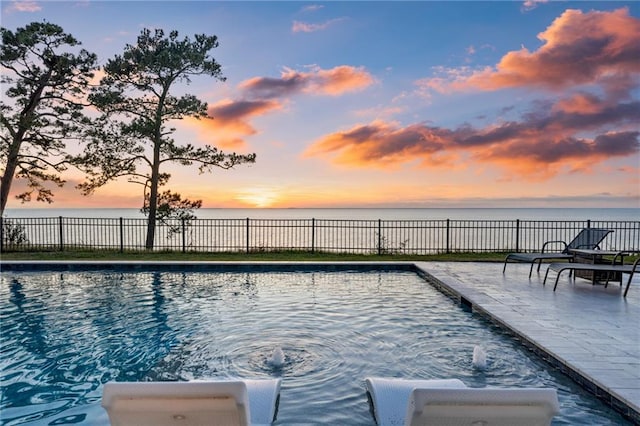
left=4, top=207, right=639, bottom=221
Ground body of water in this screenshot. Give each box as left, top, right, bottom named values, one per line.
left=0, top=269, right=631, bottom=425
left=3, top=208, right=638, bottom=253
left=4, top=207, right=639, bottom=221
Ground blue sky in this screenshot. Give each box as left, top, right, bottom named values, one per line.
left=2, top=1, right=639, bottom=209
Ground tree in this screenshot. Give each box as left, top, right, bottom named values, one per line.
left=142, top=189, right=202, bottom=238
left=0, top=21, right=97, bottom=216
left=78, top=28, right=256, bottom=249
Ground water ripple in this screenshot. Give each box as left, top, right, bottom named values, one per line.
left=0, top=270, right=631, bottom=425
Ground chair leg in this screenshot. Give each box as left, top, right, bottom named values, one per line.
left=624, top=272, right=634, bottom=298
left=528, top=262, right=536, bottom=278
left=543, top=268, right=550, bottom=286
left=553, top=270, right=566, bottom=291
left=536, top=260, right=543, bottom=273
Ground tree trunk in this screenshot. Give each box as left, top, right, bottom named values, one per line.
left=145, top=83, right=172, bottom=250
left=0, top=157, right=18, bottom=216
left=0, top=135, right=21, bottom=216
left=0, top=69, right=52, bottom=216
left=145, top=152, right=160, bottom=250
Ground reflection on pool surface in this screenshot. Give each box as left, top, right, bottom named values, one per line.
left=0, top=269, right=631, bottom=425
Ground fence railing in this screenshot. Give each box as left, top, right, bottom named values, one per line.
left=1, top=216, right=639, bottom=254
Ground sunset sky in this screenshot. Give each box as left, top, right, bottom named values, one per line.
left=2, top=1, right=639, bottom=209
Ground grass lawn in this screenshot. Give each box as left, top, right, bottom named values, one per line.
left=0, top=250, right=508, bottom=262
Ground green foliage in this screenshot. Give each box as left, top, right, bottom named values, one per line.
left=1, top=218, right=29, bottom=246
left=0, top=21, right=97, bottom=214
left=141, top=190, right=202, bottom=238
left=376, top=234, right=409, bottom=255
left=77, top=28, right=256, bottom=249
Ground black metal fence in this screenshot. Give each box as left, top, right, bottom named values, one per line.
left=1, top=216, right=639, bottom=254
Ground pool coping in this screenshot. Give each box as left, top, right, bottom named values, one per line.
left=0, top=260, right=416, bottom=272
left=1, top=260, right=638, bottom=424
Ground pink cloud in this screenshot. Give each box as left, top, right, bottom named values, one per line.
left=304, top=94, right=640, bottom=178
left=373, top=7, right=639, bottom=179
left=301, top=5, right=324, bottom=13
left=551, top=92, right=604, bottom=114
left=522, top=0, right=549, bottom=12
left=184, top=99, right=282, bottom=149
left=292, top=18, right=346, bottom=33
left=239, top=73, right=307, bottom=99
left=6, top=1, right=41, bottom=12
left=193, top=65, right=373, bottom=149
left=208, top=99, right=282, bottom=133
left=310, top=66, right=375, bottom=95
left=463, top=8, right=640, bottom=91
left=240, top=65, right=374, bottom=98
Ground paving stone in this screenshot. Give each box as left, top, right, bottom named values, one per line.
left=416, top=261, right=640, bottom=421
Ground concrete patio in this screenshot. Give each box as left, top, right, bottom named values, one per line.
left=415, top=261, right=640, bottom=424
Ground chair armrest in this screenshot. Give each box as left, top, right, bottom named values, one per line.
left=611, top=251, right=626, bottom=265
left=541, top=240, right=567, bottom=253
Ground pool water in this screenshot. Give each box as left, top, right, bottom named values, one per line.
left=0, top=269, right=631, bottom=425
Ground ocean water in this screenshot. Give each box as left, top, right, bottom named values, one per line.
left=4, top=207, right=639, bottom=221
left=3, top=208, right=638, bottom=253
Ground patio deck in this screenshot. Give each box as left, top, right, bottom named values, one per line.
left=415, top=261, right=639, bottom=424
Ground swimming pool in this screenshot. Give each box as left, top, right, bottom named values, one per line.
left=0, top=265, right=631, bottom=425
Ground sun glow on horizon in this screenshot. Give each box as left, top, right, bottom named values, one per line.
left=234, top=186, right=282, bottom=208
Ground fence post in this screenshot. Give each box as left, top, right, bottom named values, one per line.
left=246, top=218, right=250, bottom=253
left=378, top=219, right=382, bottom=255
left=587, top=219, right=591, bottom=229
left=515, top=219, right=520, bottom=252
left=446, top=219, right=450, bottom=254
left=182, top=218, right=186, bottom=253
left=119, top=217, right=124, bottom=253
left=0, top=216, right=4, bottom=253
left=59, top=216, right=64, bottom=251
left=311, top=218, right=316, bottom=253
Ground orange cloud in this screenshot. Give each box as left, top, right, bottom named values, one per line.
left=194, top=65, right=374, bottom=148
left=380, top=8, right=640, bottom=180
left=304, top=120, right=450, bottom=169
left=185, top=66, right=373, bottom=149
left=463, top=8, right=640, bottom=91
left=183, top=99, right=282, bottom=149
left=305, top=106, right=640, bottom=179
left=551, top=92, right=604, bottom=114
left=239, top=65, right=374, bottom=98
left=208, top=99, right=282, bottom=133
left=309, top=66, right=375, bottom=95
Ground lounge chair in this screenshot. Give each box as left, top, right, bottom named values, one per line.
left=543, top=257, right=639, bottom=297
left=503, top=228, right=613, bottom=277
left=365, top=377, right=468, bottom=426
left=365, top=377, right=559, bottom=426
left=406, top=387, right=560, bottom=426
left=101, top=378, right=281, bottom=426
